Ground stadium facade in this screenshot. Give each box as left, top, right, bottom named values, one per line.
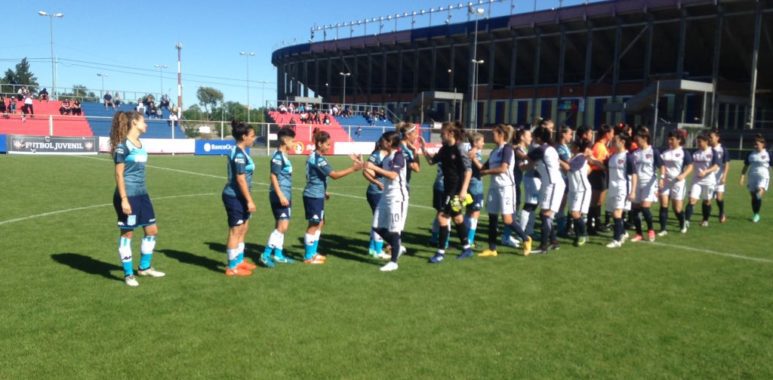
left=272, top=0, right=772, bottom=134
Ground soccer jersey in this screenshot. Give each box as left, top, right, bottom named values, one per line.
left=660, top=147, right=693, bottom=180
left=366, top=149, right=386, bottom=195
left=608, top=151, right=635, bottom=186
left=469, top=150, right=484, bottom=195
left=591, top=140, right=610, bottom=172
left=632, top=146, right=663, bottom=183
left=691, top=147, right=719, bottom=185
left=557, top=143, right=571, bottom=179
left=270, top=150, right=293, bottom=199
left=526, top=143, right=541, bottom=179
left=114, top=139, right=148, bottom=197
left=433, top=164, right=445, bottom=192
left=431, top=143, right=471, bottom=195
left=513, top=145, right=527, bottom=183
left=303, top=151, right=333, bottom=198
left=401, top=142, right=417, bottom=186
left=223, top=146, right=255, bottom=198
left=568, top=153, right=591, bottom=193
left=745, top=149, right=771, bottom=179
left=713, top=143, right=730, bottom=182
left=529, top=144, right=562, bottom=185
left=487, top=143, right=515, bottom=188
left=381, top=149, right=408, bottom=202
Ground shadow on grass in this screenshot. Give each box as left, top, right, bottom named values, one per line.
left=157, top=249, right=222, bottom=273
left=294, top=233, right=378, bottom=265
left=51, top=253, right=123, bottom=282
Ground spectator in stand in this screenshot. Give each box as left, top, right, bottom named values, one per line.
left=159, top=94, right=170, bottom=110
left=288, top=103, right=295, bottom=113
left=22, top=95, right=34, bottom=117
left=104, top=92, right=115, bottom=109
left=148, top=101, right=158, bottom=119
left=0, top=95, right=7, bottom=117
left=300, top=110, right=308, bottom=124
left=9, top=97, right=17, bottom=114
left=136, top=99, right=146, bottom=115
left=279, top=103, right=288, bottom=113
left=169, top=109, right=179, bottom=128
left=114, top=92, right=122, bottom=107
left=323, top=113, right=330, bottom=125
left=16, top=87, right=25, bottom=101
left=60, top=99, right=72, bottom=115
left=38, top=88, right=49, bottom=102
left=331, top=104, right=339, bottom=116
left=72, top=100, right=82, bottom=116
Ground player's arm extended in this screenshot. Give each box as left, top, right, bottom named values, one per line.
left=363, top=167, right=384, bottom=188
left=369, top=164, right=399, bottom=181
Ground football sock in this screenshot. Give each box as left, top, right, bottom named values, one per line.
left=508, top=221, right=528, bottom=242
left=265, top=230, right=282, bottom=259
left=430, top=218, right=440, bottom=243
left=312, top=230, right=321, bottom=255
left=659, top=207, right=669, bottom=231
left=139, top=235, right=155, bottom=270
left=574, top=217, right=587, bottom=238
left=304, top=233, right=315, bottom=260
left=467, top=217, right=478, bottom=245
left=685, top=203, right=694, bottom=222
left=677, top=210, right=685, bottom=229
left=236, top=242, right=245, bottom=265
left=226, top=247, right=240, bottom=269
left=118, top=236, right=133, bottom=277
left=455, top=222, right=470, bottom=249
left=519, top=208, right=530, bottom=235
left=502, top=225, right=512, bottom=242
left=373, top=229, right=384, bottom=253
left=614, top=217, right=624, bottom=242
left=438, top=224, right=450, bottom=251
left=642, top=208, right=654, bottom=231
left=556, top=214, right=567, bottom=236
left=487, top=214, right=498, bottom=250
left=540, top=215, right=553, bottom=247
left=717, top=199, right=725, bottom=217
left=632, top=207, right=643, bottom=235
left=702, top=203, right=711, bottom=222
left=605, top=211, right=612, bottom=225
left=752, top=195, right=762, bottom=214
left=377, top=229, right=401, bottom=263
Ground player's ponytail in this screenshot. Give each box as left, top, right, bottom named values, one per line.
left=109, top=111, right=129, bottom=153
left=312, top=127, right=331, bottom=148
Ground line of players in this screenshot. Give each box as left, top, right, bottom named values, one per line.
left=109, top=111, right=771, bottom=284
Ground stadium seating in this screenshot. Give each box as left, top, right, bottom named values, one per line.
left=267, top=111, right=351, bottom=144
left=0, top=99, right=93, bottom=137
left=80, top=102, right=185, bottom=138
left=336, top=115, right=385, bottom=142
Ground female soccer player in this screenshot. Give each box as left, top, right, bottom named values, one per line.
left=528, top=126, right=566, bottom=254
left=588, top=124, right=614, bottom=234
left=567, top=140, right=593, bottom=246
left=630, top=128, right=663, bottom=242
left=398, top=122, right=421, bottom=190
left=658, top=130, right=693, bottom=235
left=261, top=127, right=296, bottom=268
left=420, top=121, right=474, bottom=263
left=606, top=133, right=637, bottom=248
left=111, top=111, right=165, bottom=287
left=366, top=131, right=409, bottom=271
left=302, top=129, right=363, bottom=264
left=740, top=134, right=770, bottom=223
left=363, top=136, right=388, bottom=259
left=221, top=120, right=258, bottom=276
left=709, top=129, right=730, bottom=223
left=500, top=127, right=530, bottom=248
left=685, top=134, right=719, bottom=229
left=519, top=128, right=541, bottom=237
left=466, top=132, right=485, bottom=247
left=478, top=124, right=532, bottom=257
left=555, top=126, right=573, bottom=236
left=429, top=164, right=448, bottom=246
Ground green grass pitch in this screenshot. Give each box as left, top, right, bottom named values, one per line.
left=0, top=153, right=772, bottom=378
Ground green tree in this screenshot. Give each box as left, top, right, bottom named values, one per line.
left=196, top=86, right=223, bottom=118
left=1, top=58, right=39, bottom=94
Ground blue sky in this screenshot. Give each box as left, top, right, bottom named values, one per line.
left=2, top=0, right=582, bottom=110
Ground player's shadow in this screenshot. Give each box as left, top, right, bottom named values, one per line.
left=51, top=253, right=123, bottom=282
left=157, top=249, right=222, bottom=273
left=299, top=233, right=378, bottom=265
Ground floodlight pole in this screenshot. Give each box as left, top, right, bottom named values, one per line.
left=340, top=72, right=351, bottom=109
left=39, top=11, right=63, bottom=99
left=469, top=6, right=485, bottom=130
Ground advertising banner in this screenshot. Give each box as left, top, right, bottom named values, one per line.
left=7, top=135, right=98, bottom=155
left=195, top=140, right=250, bottom=156
left=0, top=135, right=6, bottom=153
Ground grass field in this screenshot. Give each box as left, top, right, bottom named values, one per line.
left=1, top=152, right=772, bottom=378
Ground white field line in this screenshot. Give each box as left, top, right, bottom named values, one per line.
left=650, top=241, right=773, bottom=264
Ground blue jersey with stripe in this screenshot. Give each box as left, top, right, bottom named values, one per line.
left=367, top=149, right=386, bottom=195
left=303, top=151, right=333, bottom=198
left=469, top=150, right=484, bottom=195
left=223, top=146, right=255, bottom=198
left=114, top=139, right=148, bottom=197
left=270, top=150, right=293, bottom=199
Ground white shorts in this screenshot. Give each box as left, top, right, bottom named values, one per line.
left=635, top=179, right=658, bottom=204
left=539, top=182, right=566, bottom=213
left=568, top=190, right=591, bottom=214
left=748, top=176, right=770, bottom=193
left=715, top=183, right=726, bottom=194
left=690, top=183, right=716, bottom=201
left=523, top=176, right=542, bottom=205
left=606, top=182, right=629, bottom=211
left=486, top=185, right=516, bottom=215
left=661, top=178, right=686, bottom=201
left=372, top=199, right=408, bottom=233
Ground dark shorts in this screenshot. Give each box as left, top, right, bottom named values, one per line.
left=222, top=193, right=251, bottom=228
left=366, top=191, right=382, bottom=213
left=467, top=192, right=484, bottom=212
left=440, top=192, right=463, bottom=218
left=303, top=196, right=325, bottom=225
left=433, top=188, right=445, bottom=212
left=589, top=170, right=608, bottom=191
left=269, top=192, right=292, bottom=220
left=113, top=192, right=156, bottom=230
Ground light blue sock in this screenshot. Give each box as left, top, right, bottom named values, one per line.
left=262, top=246, right=273, bottom=260
left=312, top=239, right=319, bottom=255
left=139, top=236, right=155, bottom=270
left=274, top=248, right=285, bottom=259
left=118, top=236, right=133, bottom=276
left=122, top=261, right=133, bottom=277
left=468, top=228, right=477, bottom=245
left=304, top=233, right=315, bottom=260
left=226, top=248, right=239, bottom=269
left=374, top=240, right=384, bottom=254
left=368, top=235, right=375, bottom=252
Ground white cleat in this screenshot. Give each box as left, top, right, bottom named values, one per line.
left=606, top=240, right=622, bottom=249
left=380, top=261, right=399, bottom=272
left=657, top=230, right=668, bottom=237
left=700, top=221, right=709, bottom=227
left=138, top=267, right=166, bottom=278
left=376, top=252, right=391, bottom=260
left=125, top=275, right=139, bottom=287
left=398, top=246, right=407, bottom=257
left=501, top=236, right=521, bottom=248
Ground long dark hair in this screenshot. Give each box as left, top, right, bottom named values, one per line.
left=231, top=119, right=254, bottom=142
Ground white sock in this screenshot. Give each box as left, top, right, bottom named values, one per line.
left=140, top=236, right=156, bottom=255
left=305, top=233, right=315, bottom=246
left=268, top=229, right=282, bottom=248
left=237, top=242, right=245, bottom=253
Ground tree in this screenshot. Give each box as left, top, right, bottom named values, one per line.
left=196, top=86, right=223, bottom=118
left=183, top=105, right=204, bottom=121
left=1, top=58, right=39, bottom=94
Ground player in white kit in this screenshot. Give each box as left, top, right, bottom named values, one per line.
left=709, top=129, right=730, bottom=223
left=740, top=134, right=770, bottom=223
left=529, top=126, right=566, bottom=254
left=606, top=133, right=637, bottom=248
left=685, top=134, right=720, bottom=230
left=567, top=140, right=593, bottom=246
left=658, top=130, right=693, bottom=235
left=630, top=128, right=663, bottom=242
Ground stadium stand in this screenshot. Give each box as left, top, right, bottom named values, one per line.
left=79, top=102, right=185, bottom=138
left=267, top=110, right=351, bottom=143
left=0, top=99, right=93, bottom=137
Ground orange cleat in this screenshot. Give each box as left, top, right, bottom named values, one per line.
left=226, top=267, right=252, bottom=277
left=304, top=255, right=326, bottom=265
left=238, top=261, right=257, bottom=271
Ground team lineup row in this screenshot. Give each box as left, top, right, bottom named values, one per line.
left=107, top=110, right=771, bottom=285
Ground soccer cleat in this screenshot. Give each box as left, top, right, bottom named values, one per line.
left=576, top=236, right=587, bottom=247
left=720, top=215, right=728, bottom=224
left=700, top=221, right=709, bottom=227
left=549, top=242, right=560, bottom=251
left=478, top=249, right=498, bottom=257
left=258, top=256, right=275, bottom=269
left=239, top=260, right=258, bottom=270
left=399, top=246, right=407, bottom=258
left=753, top=214, right=760, bottom=223
left=457, top=248, right=474, bottom=260
left=531, top=245, right=547, bottom=255
left=137, top=267, right=165, bottom=277
left=124, top=275, right=139, bottom=287
left=273, top=255, right=295, bottom=264
left=226, top=267, right=252, bottom=277
left=379, top=261, right=399, bottom=272
left=523, top=237, right=533, bottom=256
left=304, top=255, right=326, bottom=264
left=630, top=234, right=644, bottom=243
left=501, top=236, right=521, bottom=248
left=368, top=249, right=380, bottom=258
left=622, top=232, right=630, bottom=242
left=648, top=230, right=656, bottom=242
left=657, top=230, right=669, bottom=237
left=428, top=253, right=445, bottom=264
left=606, top=240, right=622, bottom=249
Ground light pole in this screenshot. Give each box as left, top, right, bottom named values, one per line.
left=153, top=64, right=167, bottom=97
left=339, top=72, right=351, bottom=109
left=38, top=10, right=64, bottom=100
left=469, top=6, right=485, bottom=130
left=96, top=73, right=108, bottom=98
left=240, top=51, right=255, bottom=124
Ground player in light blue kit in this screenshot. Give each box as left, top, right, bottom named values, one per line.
left=261, top=127, right=297, bottom=268
left=111, top=111, right=165, bottom=287
left=465, top=132, right=485, bottom=247
left=302, top=129, right=363, bottom=264
left=740, top=134, right=770, bottom=223
left=221, top=120, right=258, bottom=276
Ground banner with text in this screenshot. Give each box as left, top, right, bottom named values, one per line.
left=195, top=140, right=249, bottom=156
left=7, top=135, right=98, bottom=155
